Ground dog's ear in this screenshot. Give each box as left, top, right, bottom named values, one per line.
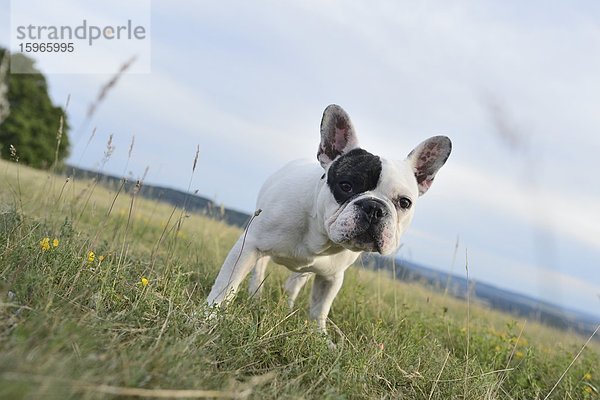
left=407, top=136, right=452, bottom=196
left=317, top=104, right=359, bottom=168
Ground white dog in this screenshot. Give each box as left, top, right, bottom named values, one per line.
left=207, top=104, right=451, bottom=333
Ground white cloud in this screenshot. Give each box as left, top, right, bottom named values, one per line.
left=439, top=162, right=600, bottom=250
left=55, top=0, right=600, bottom=253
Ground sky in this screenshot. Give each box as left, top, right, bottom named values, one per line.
left=1, top=0, right=599, bottom=318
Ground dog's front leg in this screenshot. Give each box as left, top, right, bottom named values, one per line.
left=207, top=235, right=260, bottom=307
left=248, top=256, right=269, bottom=298
left=309, top=272, right=344, bottom=334
left=284, top=272, right=312, bottom=309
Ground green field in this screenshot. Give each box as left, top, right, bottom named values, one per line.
left=1, top=157, right=598, bottom=399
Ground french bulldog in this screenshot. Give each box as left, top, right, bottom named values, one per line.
left=207, top=104, right=451, bottom=333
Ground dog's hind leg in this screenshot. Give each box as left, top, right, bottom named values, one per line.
left=284, top=272, right=312, bottom=309
left=248, top=256, right=269, bottom=298
left=207, top=234, right=260, bottom=307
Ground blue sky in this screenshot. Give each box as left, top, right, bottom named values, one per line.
left=1, top=1, right=599, bottom=318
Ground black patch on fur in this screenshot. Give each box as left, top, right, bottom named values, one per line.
left=327, top=148, right=382, bottom=205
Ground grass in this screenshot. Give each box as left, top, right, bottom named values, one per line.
left=0, top=156, right=599, bottom=399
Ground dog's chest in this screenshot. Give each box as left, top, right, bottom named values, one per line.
left=271, top=250, right=360, bottom=276
left=270, top=254, right=315, bottom=272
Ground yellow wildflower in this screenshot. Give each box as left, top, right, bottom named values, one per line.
left=140, top=277, right=149, bottom=287
left=52, top=238, right=59, bottom=248
left=40, top=237, right=50, bottom=251
left=510, top=337, right=528, bottom=346
left=515, top=351, right=524, bottom=359
left=87, top=251, right=95, bottom=263
left=583, top=386, right=592, bottom=394
left=583, top=372, right=592, bottom=381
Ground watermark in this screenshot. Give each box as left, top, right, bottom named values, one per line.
left=9, top=0, right=151, bottom=74
left=15, top=19, right=147, bottom=47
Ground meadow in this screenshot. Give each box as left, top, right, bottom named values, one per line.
left=0, top=155, right=598, bottom=399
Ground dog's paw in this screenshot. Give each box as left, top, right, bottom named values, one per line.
left=316, top=330, right=338, bottom=350
left=326, top=337, right=337, bottom=350
left=202, top=306, right=218, bottom=321
left=188, top=305, right=221, bottom=332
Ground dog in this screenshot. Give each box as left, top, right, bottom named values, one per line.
left=207, top=104, right=451, bottom=334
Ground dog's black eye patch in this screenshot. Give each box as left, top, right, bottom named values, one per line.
left=327, top=148, right=382, bottom=205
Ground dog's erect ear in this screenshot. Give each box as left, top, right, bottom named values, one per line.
left=317, top=104, right=359, bottom=168
left=407, top=136, right=452, bottom=196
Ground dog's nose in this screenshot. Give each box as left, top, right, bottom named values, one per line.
left=356, top=198, right=388, bottom=222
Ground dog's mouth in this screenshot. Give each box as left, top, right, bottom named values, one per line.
left=332, top=218, right=384, bottom=253
left=344, top=230, right=384, bottom=253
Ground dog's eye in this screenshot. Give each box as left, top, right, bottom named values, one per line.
left=339, top=182, right=353, bottom=193
left=398, top=197, right=412, bottom=210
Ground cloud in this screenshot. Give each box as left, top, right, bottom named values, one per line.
left=48, top=0, right=599, bottom=254
left=438, top=162, right=600, bottom=251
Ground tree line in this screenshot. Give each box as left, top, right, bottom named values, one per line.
left=0, top=48, right=70, bottom=168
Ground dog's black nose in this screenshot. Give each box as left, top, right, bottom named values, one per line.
left=356, top=198, right=388, bottom=222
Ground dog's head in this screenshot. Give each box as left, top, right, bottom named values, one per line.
left=317, top=104, right=451, bottom=255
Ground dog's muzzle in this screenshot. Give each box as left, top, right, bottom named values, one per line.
left=348, top=198, right=392, bottom=253
left=354, top=198, right=389, bottom=225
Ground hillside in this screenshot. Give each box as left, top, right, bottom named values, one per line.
left=66, top=165, right=251, bottom=227
left=392, top=260, right=600, bottom=337
left=1, top=158, right=599, bottom=399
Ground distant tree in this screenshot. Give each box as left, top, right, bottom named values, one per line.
left=0, top=48, right=69, bottom=168
left=0, top=51, right=8, bottom=125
